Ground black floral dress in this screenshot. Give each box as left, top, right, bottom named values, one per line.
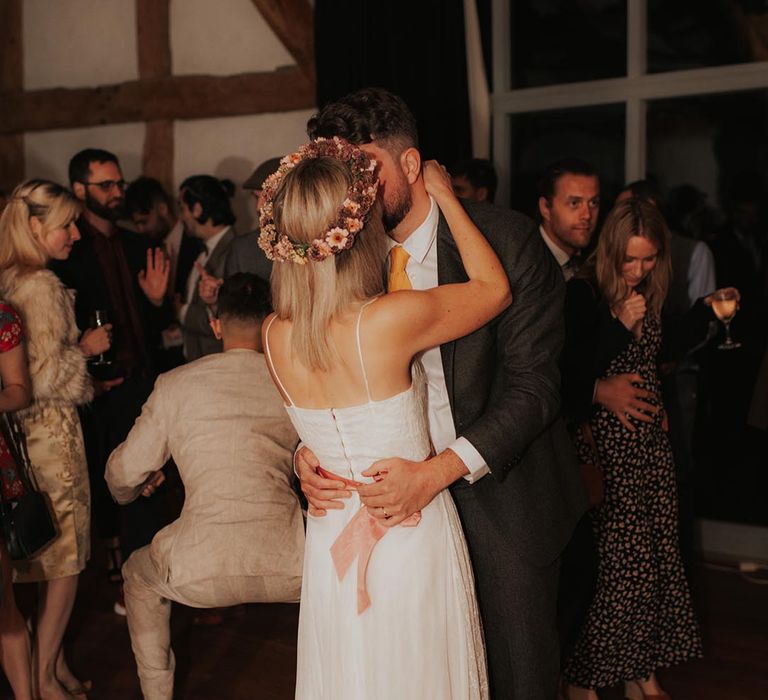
left=563, top=313, right=703, bottom=689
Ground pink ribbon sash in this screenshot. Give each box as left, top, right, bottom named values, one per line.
left=317, top=466, right=421, bottom=614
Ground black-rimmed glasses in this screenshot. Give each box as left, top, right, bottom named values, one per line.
left=83, top=179, right=127, bottom=193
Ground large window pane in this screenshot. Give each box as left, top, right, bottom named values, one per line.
left=509, top=103, right=625, bottom=217
left=648, top=0, right=768, bottom=73
left=511, top=0, right=627, bottom=88
left=647, top=90, right=768, bottom=527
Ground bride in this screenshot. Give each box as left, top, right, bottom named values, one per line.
left=260, top=137, right=510, bottom=699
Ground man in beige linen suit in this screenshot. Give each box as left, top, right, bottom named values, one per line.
left=106, top=273, right=304, bottom=700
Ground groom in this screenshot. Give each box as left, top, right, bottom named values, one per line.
left=296, top=88, right=586, bottom=698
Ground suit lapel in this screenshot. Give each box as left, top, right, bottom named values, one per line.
left=436, top=214, right=456, bottom=410
left=205, top=228, right=235, bottom=275
left=191, top=229, right=234, bottom=304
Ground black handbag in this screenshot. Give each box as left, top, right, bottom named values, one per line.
left=0, top=414, right=57, bottom=560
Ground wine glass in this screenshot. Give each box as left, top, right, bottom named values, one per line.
left=90, top=309, right=112, bottom=366
left=711, top=289, right=741, bottom=350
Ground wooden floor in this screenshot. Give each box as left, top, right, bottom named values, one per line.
left=3, top=558, right=767, bottom=699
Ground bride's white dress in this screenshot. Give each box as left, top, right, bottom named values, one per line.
left=265, top=302, right=488, bottom=700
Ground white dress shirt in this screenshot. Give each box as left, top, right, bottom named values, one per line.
left=391, top=197, right=489, bottom=483
left=688, top=240, right=716, bottom=305
left=539, top=225, right=576, bottom=280
left=178, top=226, right=230, bottom=324
left=163, top=219, right=184, bottom=294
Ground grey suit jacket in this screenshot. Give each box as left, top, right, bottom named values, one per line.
left=183, top=228, right=236, bottom=361
left=224, top=229, right=273, bottom=282
left=440, top=201, right=587, bottom=566
left=105, top=349, right=304, bottom=588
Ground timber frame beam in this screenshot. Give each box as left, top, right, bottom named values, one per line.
left=0, top=0, right=315, bottom=188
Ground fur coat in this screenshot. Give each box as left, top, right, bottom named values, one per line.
left=1, top=268, right=93, bottom=416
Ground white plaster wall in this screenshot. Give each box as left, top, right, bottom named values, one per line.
left=174, top=109, right=315, bottom=232
left=23, top=0, right=138, bottom=90
left=171, top=0, right=294, bottom=75
left=20, top=0, right=314, bottom=212
left=24, top=123, right=145, bottom=187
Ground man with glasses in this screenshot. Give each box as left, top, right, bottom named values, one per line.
left=51, top=148, right=173, bottom=614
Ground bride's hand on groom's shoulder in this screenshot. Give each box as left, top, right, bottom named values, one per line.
left=296, top=447, right=351, bottom=516
left=422, top=160, right=454, bottom=203
left=358, top=458, right=443, bottom=528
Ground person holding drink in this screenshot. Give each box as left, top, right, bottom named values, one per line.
left=560, top=197, right=737, bottom=700
left=0, top=180, right=111, bottom=699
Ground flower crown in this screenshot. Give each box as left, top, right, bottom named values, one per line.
left=258, top=137, right=379, bottom=264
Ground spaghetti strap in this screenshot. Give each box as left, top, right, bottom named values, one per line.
left=264, top=315, right=295, bottom=406
left=355, top=299, right=377, bottom=403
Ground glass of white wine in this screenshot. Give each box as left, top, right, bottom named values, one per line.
left=711, top=289, right=741, bottom=350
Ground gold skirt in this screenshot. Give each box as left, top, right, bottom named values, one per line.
left=12, top=403, right=90, bottom=582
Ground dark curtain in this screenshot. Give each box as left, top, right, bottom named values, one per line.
left=315, top=0, right=472, bottom=167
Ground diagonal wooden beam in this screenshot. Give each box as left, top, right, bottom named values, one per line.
left=137, top=0, right=173, bottom=191
left=0, top=0, right=24, bottom=190
left=251, top=0, right=315, bottom=84
left=0, top=68, right=315, bottom=134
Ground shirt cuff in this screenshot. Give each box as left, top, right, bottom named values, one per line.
left=293, top=441, right=305, bottom=479
left=177, top=303, right=190, bottom=324
left=450, top=437, right=490, bottom=483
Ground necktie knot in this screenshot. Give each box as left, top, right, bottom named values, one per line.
left=388, top=246, right=412, bottom=291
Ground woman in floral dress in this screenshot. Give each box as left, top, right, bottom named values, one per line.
left=560, top=198, right=726, bottom=700
left=0, top=302, right=34, bottom=699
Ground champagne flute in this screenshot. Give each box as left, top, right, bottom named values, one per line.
left=89, top=309, right=112, bottom=365
left=711, top=289, right=741, bottom=350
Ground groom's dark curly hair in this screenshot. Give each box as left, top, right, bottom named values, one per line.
left=307, top=88, right=419, bottom=154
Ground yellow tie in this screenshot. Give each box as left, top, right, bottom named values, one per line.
left=388, top=246, right=412, bottom=291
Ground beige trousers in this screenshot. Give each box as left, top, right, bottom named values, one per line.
left=123, top=546, right=301, bottom=700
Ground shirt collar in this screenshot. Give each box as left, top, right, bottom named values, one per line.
left=204, top=226, right=230, bottom=255
left=389, top=197, right=438, bottom=265
left=539, top=225, right=572, bottom=269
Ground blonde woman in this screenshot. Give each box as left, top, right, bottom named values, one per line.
left=262, top=139, right=510, bottom=699
left=0, top=180, right=111, bottom=700
left=560, top=198, right=731, bottom=699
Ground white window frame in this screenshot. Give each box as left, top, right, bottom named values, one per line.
left=491, top=0, right=768, bottom=207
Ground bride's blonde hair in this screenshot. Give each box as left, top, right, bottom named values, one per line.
left=270, top=156, right=387, bottom=370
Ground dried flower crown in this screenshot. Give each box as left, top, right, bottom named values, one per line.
left=258, top=137, right=379, bottom=264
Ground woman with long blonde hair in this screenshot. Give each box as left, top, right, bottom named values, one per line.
left=560, top=197, right=733, bottom=700
left=262, top=138, right=510, bottom=699
left=0, top=180, right=111, bottom=700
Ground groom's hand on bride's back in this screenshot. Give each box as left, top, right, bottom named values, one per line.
left=296, top=446, right=351, bottom=516
left=358, top=453, right=462, bottom=528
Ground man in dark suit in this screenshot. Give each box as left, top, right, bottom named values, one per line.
left=176, top=175, right=237, bottom=361
left=296, top=88, right=586, bottom=699
left=53, top=148, right=173, bottom=610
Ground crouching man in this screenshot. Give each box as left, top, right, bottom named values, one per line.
left=106, top=273, right=304, bottom=700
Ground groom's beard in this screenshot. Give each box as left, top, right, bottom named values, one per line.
left=382, top=186, right=413, bottom=233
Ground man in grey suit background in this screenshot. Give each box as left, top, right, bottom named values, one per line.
left=194, top=158, right=282, bottom=314
left=106, top=273, right=304, bottom=700
left=176, top=175, right=237, bottom=360
left=224, top=157, right=282, bottom=283
left=296, top=88, right=586, bottom=699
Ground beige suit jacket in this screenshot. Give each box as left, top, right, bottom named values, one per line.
left=106, top=349, right=304, bottom=588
